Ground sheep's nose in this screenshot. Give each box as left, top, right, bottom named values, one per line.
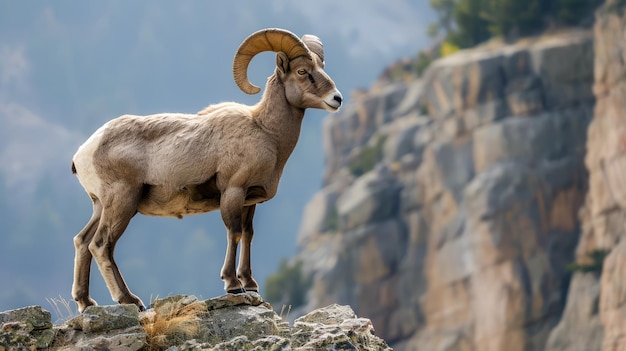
left=324, top=90, right=343, bottom=110
left=333, top=92, right=343, bottom=106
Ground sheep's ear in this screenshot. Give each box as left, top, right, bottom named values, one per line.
left=276, top=52, right=289, bottom=74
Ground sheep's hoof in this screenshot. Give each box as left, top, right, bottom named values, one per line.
left=228, top=288, right=246, bottom=294
left=246, top=289, right=258, bottom=293
left=138, top=305, right=146, bottom=312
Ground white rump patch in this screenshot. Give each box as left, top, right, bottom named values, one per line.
left=72, top=124, right=107, bottom=198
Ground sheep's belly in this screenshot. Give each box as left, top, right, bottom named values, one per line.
left=137, top=189, right=220, bottom=218
left=135, top=183, right=269, bottom=218
left=137, top=199, right=221, bottom=218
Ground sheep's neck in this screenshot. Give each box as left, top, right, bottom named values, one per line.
left=252, top=75, right=305, bottom=169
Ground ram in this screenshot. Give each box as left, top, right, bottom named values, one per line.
left=70, top=28, right=342, bottom=312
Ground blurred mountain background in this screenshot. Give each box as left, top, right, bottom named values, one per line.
left=0, top=1, right=435, bottom=310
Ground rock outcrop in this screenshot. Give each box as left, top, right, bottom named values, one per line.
left=546, top=2, right=626, bottom=351
left=0, top=293, right=391, bottom=350
left=295, top=29, right=595, bottom=350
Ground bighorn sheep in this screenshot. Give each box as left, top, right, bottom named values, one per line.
left=70, top=28, right=342, bottom=312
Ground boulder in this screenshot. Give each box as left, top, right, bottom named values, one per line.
left=56, top=304, right=146, bottom=351
left=291, top=304, right=391, bottom=351
left=0, top=306, right=54, bottom=350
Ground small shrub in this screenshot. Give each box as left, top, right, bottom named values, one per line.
left=389, top=65, right=408, bottom=82
left=566, top=249, right=611, bottom=274
left=348, top=134, right=388, bottom=177
left=414, top=51, right=435, bottom=77
left=265, top=259, right=312, bottom=309
left=324, top=205, right=340, bottom=233
left=440, top=40, right=461, bottom=57
left=419, top=102, right=430, bottom=116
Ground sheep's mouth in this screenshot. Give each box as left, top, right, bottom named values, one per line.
left=324, top=101, right=340, bottom=111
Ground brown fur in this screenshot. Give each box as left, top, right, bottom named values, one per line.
left=70, top=31, right=342, bottom=312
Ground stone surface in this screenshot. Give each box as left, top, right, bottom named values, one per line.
left=0, top=293, right=389, bottom=350
left=0, top=306, right=54, bottom=350
left=73, top=304, right=141, bottom=334
left=202, top=291, right=265, bottom=311
left=545, top=3, right=626, bottom=351
left=54, top=304, right=146, bottom=351
left=600, top=241, right=626, bottom=350
left=545, top=273, right=604, bottom=351
left=297, top=185, right=342, bottom=247
left=0, top=306, right=52, bottom=331
left=291, top=304, right=391, bottom=351
left=336, top=165, right=402, bottom=231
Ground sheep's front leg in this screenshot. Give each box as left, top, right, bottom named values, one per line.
left=220, top=187, right=245, bottom=293
left=237, top=204, right=259, bottom=292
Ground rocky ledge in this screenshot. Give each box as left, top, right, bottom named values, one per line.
left=0, top=292, right=390, bottom=350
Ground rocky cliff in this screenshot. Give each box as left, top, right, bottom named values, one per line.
left=294, top=28, right=597, bottom=351
left=0, top=293, right=390, bottom=350
left=546, top=2, right=626, bottom=351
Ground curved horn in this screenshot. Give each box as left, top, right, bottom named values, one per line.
left=302, top=34, right=324, bottom=63
left=233, top=28, right=312, bottom=95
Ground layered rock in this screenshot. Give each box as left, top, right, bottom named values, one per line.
left=296, top=30, right=595, bottom=350
left=0, top=293, right=390, bottom=350
left=546, top=2, right=626, bottom=350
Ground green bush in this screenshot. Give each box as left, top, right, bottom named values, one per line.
left=566, top=249, right=611, bottom=274
left=414, top=51, right=435, bottom=76
left=449, top=0, right=492, bottom=47
left=324, top=206, right=340, bottom=233
left=429, top=0, right=604, bottom=48
left=265, top=259, right=312, bottom=309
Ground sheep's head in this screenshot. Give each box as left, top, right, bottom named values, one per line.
left=233, top=28, right=343, bottom=112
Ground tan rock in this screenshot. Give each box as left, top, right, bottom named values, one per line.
left=600, top=242, right=626, bottom=351
left=547, top=4, right=626, bottom=350
left=545, top=273, right=603, bottom=351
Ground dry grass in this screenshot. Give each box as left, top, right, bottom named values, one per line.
left=279, top=304, right=292, bottom=320
left=46, top=295, right=77, bottom=324
left=141, top=297, right=205, bottom=350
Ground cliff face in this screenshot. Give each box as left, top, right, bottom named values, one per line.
left=295, top=30, right=595, bottom=350
left=546, top=2, right=626, bottom=351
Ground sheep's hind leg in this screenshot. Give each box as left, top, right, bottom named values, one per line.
left=237, top=204, right=259, bottom=292
left=89, top=183, right=146, bottom=311
left=219, top=187, right=245, bottom=294
left=72, top=199, right=102, bottom=312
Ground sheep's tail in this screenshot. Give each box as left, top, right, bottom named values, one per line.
left=71, top=161, right=77, bottom=174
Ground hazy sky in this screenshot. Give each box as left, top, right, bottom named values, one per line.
left=0, top=1, right=436, bottom=312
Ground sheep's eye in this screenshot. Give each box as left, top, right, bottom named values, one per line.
left=297, top=69, right=307, bottom=75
